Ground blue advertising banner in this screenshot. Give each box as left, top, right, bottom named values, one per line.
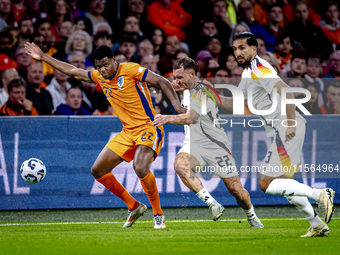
left=0, top=116, right=339, bottom=210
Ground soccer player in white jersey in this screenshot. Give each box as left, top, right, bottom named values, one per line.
left=214, top=32, right=335, bottom=237
left=153, top=57, right=263, bottom=228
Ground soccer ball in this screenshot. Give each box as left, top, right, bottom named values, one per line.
left=20, top=158, right=46, bottom=184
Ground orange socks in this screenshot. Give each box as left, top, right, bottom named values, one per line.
left=140, top=171, right=163, bottom=216
left=96, top=172, right=139, bottom=211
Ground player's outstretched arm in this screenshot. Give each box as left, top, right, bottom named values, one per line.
left=144, top=71, right=187, bottom=114
left=153, top=108, right=199, bottom=127
left=24, top=42, right=91, bottom=82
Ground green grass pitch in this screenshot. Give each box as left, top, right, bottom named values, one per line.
left=0, top=216, right=339, bottom=255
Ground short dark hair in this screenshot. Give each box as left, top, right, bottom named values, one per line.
left=66, top=86, right=82, bottom=96
left=33, top=18, right=51, bottom=32
left=0, top=31, right=13, bottom=43
left=8, top=78, right=27, bottom=93
left=327, top=82, right=340, bottom=93
left=275, top=32, right=293, bottom=47
left=93, top=46, right=114, bottom=60
left=212, top=67, right=229, bottom=77
left=233, top=32, right=258, bottom=47
left=119, top=34, right=137, bottom=46
left=173, top=57, right=198, bottom=74
left=94, top=31, right=112, bottom=42
left=18, top=17, right=32, bottom=29
left=291, top=50, right=309, bottom=63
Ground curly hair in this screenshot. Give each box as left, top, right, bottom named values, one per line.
left=65, top=30, right=92, bottom=57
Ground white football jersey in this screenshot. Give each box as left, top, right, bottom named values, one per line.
left=239, top=56, right=306, bottom=137
left=181, top=86, right=229, bottom=145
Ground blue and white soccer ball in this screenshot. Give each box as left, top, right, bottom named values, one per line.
left=20, top=158, right=46, bottom=184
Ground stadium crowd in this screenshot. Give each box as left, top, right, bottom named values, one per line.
left=0, top=0, right=339, bottom=116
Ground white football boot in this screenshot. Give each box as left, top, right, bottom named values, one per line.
left=317, top=188, right=335, bottom=223
left=122, top=202, right=147, bottom=228
left=301, top=222, right=330, bottom=237
left=209, top=200, right=225, bottom=221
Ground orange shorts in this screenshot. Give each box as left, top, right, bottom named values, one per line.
left=106, top=125, right=164, bottom=162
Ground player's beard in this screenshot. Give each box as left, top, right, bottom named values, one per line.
left=237, top=56, right=252, bottom=68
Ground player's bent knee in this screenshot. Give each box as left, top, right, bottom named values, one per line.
left=91, top=165, right=102, bottom=179
left=258, top=177, right=269, bottom=192
left=133, top=164, right=148, bottom=178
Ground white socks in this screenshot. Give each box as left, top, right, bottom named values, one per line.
left=266, top=179, right=320, bottom=201
left=196, top=188, right=215, bottom=206
left=286, top=196, right=323, bottom=227
left=243, top=205, right=256, bottom=219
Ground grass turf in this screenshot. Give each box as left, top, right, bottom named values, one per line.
left=0, top=217, right=339, bottom=255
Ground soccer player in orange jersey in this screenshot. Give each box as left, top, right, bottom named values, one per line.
left=24, top=43, right=186, bottom=229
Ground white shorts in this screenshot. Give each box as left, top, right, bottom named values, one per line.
left=178, top=141, right=239, bottom=178
left=260, top=118, right=306, bottom=178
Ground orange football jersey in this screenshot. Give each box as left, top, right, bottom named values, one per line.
left=88, top=62, right=157, bottom=129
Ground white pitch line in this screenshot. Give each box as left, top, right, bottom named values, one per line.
left=0, top=217, right=339, bottom=227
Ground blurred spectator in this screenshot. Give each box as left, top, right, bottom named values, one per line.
left=288, top=0, right=333, bottom=61
left=231, top=66, right=243, bottom=86
left=151, top=26, right=166, bottom=59
left=67, top=51, right=85, bottom=69
left=283, top=50, right=308, bottom=78
left=113, top=51, right=127, bottom=63
left=228, top=22, right=250, bottom=46
left=33, top=18, right=54, bottom=44
left=175, top=48, right=189, bottom=60
left=17, top=18, right=34, bottom=46
left=205, top=34, right=224, bottom=68
left=212, top=67, right=230, bottom=87
left=211, top=0, right=232, bottom=44
left=253, top=0, right=276, bottom=25
left=0, top=31, right=14, bottom=57
left=26, top=0, right=48, bottom=23
left=301, top=81, right=322, bottom=114
left=0, top=67, right=19, bottom=107
left=59, top=21, right=73, bottom=42
left=323, top=50, right=340, bottom=85
left=0, top=78, right=38, bottom=116
left=73, top=15, right=92, bottom=35
left=93, top=22, right=112, bottom=36
left=94, top=31, right=113, bottom=49
left=26, top=62, right=53, bottom=115
left=50, top=0, right=73, bottom=34
left=0, top=0, right=15, bottom=26
left=274, top=33, right=293, bottom=75
left=6, top=26, right=20, bottom=51
left=118, top=34, right=137, bottom=62
left=263, top=2, right=287, bottom=37
left=147, top=0, right=192, bottom=41
left=201, top=19, right=218, bottom=37
left=288, top=78, right=304, bottom=98
left=158, top=36, right=181, bottom=77
left=138, top=39, right=154, bottom=61
left=68, top=0, right=80, bottom=19
left=305, top=56, right=325, bottom=106
left=12, top=0, right=26, bottom=22
left=256, top=36, right=267, bottom=55
left=127, top=0, right=154, bottom=38
left=65, top=30, right=92, bottom=58
left=225, top=48, right=238, bottom=73
left=319, top=1, right=340, bottom=48
left=238, top=0, right=275, bottom=51
left=196, top=50, right=219, bottom=78
left=148, top=84, right=171, bottom=114
left=320, top=82, right=340, bottom=114
left=15, top=46, right=32, bottom=83
left=140, top=55, right=158, bottom=73
left=260, top=51, right=281, bottom=77
left=54, top=86, right=90, bottom=115
left=46, top=63, right=72, bottom=110
left=122, top=15, right=145, bottom=43
left=85, top=0, right=108, bottom=32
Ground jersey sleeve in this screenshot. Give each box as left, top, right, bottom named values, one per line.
left=252, top=63, right=281, bottom=94
left=190, top=90, right=203, bottom=114
left=88, top=70, right=99, bottom=84
left=126, top=63, right=149, bottom=82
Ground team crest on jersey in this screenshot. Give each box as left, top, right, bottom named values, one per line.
left=118, top=76, right=124, bottom=90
